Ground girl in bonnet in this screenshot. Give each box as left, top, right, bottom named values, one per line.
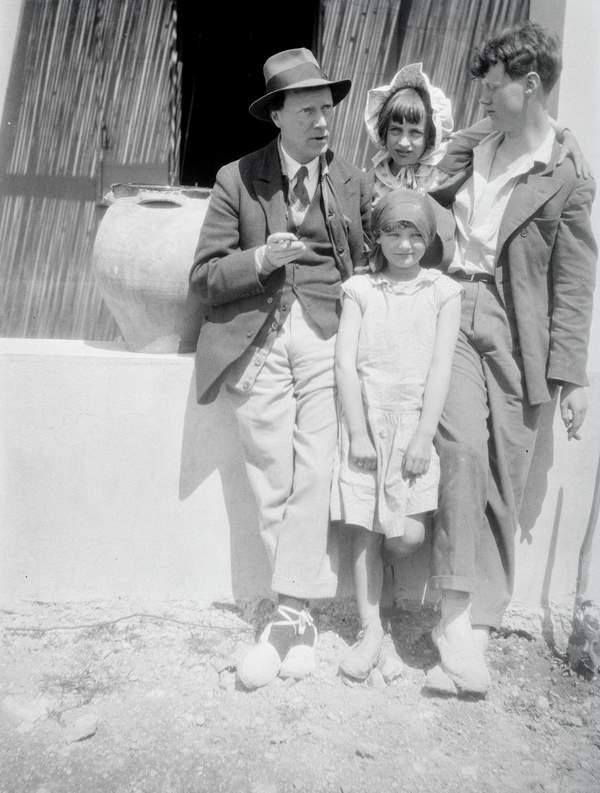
left=334, top=189, right=462, bottom=681
left=365, top=63, right=454, bottom=204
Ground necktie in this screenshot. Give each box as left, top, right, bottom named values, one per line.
left=291, top=166, right=310, bottom=211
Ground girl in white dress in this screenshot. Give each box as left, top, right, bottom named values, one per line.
left=334, top=189, right=462, bottom=680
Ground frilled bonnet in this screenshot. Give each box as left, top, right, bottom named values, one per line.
left=364, top=63, right=454, bottom=166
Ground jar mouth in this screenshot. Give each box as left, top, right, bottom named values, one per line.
left=137, top=199, right=183, bottom=209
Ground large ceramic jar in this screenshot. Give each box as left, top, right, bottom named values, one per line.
left=93, top=184, right=210, bottom=353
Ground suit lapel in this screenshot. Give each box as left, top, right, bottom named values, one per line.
left=321, top=152, right=357, bottom=279
left=496, top=172, right=563, bottom=255
left=250, top=145, right=356, bottom=275
left=252, top=139, right=288, bottom=234
left=326, top=153, right=355, bottom=209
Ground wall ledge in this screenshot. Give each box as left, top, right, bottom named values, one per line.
left=0, top=337, right=195, bottom=362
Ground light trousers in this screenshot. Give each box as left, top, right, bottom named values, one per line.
left=432, top=281, right=543, bottom=628
left=227, top=300, right=339, bottom=599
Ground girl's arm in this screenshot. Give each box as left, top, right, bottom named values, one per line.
left=437, top=118, right=492, bottom=176
left=334, top=296, right=377, bottom=471
left=441, top=116, right=589, bottom=179
left=440, top=117, right=589, bottom=179
left=403, top=294, right=461, bottom=476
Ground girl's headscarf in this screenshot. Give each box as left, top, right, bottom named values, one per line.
left=370, top=188, right=438, bottom=271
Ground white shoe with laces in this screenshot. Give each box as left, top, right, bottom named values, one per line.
left=279, top=606, right=318, bottom=679
left=237, top=605, right=317, bottom=689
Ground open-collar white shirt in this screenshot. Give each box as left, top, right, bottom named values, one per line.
left=449, top=128, right=555, bottom=275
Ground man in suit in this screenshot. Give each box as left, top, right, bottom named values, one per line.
left=190, top=49, right=370, bottom=688
left=427, top=21, right=596, bottom=695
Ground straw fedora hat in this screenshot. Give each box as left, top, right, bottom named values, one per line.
left=249, top=48, right=351, bottom=121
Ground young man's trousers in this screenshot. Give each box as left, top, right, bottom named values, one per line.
left=432, top=280, right=543, bottom=628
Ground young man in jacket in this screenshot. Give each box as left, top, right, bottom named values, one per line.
left=428, top=22, right=596, bottom=696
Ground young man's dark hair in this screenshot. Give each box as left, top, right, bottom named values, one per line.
left=470, top=21, right=562, bottom=94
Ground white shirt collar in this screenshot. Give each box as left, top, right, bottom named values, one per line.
left=279, top=139, right=320, bottom=183
left=476, top=127, right=555, bottom=178
left=530, top=127, right=556, bottom=167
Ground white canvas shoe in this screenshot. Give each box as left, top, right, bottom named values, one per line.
left=237, top=605, right=318, bottom=688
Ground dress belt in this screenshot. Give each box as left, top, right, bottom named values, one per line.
left=449, top=270, right=495, bottom=283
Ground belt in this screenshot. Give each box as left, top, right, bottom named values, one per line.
left=450, top=270, right=495, bottom=283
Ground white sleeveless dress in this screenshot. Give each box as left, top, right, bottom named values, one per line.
left=333, top=268, right=462, bottom=537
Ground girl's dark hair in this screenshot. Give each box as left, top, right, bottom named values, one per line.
left=471, top=22, right=562, bottom=94
left=376, top=86, right=436, bottom=153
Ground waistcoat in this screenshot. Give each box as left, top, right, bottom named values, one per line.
left=277, top=181, right=342, bottom=338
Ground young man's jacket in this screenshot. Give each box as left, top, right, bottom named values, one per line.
left=431, top=137, right=597, bottom=405
left=190, top=139, right=371, bottom=404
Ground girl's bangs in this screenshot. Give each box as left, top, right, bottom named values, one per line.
left=379, top=219, right=415, bottom=234
left=388, top=89, right=426, bottom=126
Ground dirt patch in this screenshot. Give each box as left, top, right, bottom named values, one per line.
left=1, top=599, right=598, bottom=793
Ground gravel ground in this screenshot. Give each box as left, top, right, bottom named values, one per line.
left=1, top=599, right=599, bottom=793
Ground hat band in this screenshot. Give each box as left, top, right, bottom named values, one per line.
left=265, top=62, right=329, bottom=94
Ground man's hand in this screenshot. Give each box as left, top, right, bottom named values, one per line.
left=349, top=433, right=377, bottom=472
left=557, top=130, right=592, bottom=179
left=403, top=429, right=432, bottom=477
left=257, top=232, right=306, bottom=276
left=559, top=383, right=588, bottom=440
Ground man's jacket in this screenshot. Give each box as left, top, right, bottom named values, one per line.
left=432, top=137, right=597, bottom=405
left=190, top=139, right=371, bottom=403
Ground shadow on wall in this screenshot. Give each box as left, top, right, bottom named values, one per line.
left=519, top=396, right=557, bottom=542
left=540, top=487, right=564, bottom=650
left=392, top=396, right=558, bottom=606
left=174, top=371, right=560, bottom=607
left=177, top=373, right=272, bottom=600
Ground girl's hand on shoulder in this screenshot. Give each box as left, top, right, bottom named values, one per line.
left=402, top=430, right=432, bottom=477
left=557, top=129, right=591, bottom=179
left=349, top=434, right=377, bottom=472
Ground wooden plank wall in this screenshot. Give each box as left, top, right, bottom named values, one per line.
left=319, top=0, right=530, bottom=171
left=0, top=0, right=176, bottom=341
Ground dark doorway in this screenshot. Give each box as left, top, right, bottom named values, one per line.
left=177, top=1, right=320, bottom=187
